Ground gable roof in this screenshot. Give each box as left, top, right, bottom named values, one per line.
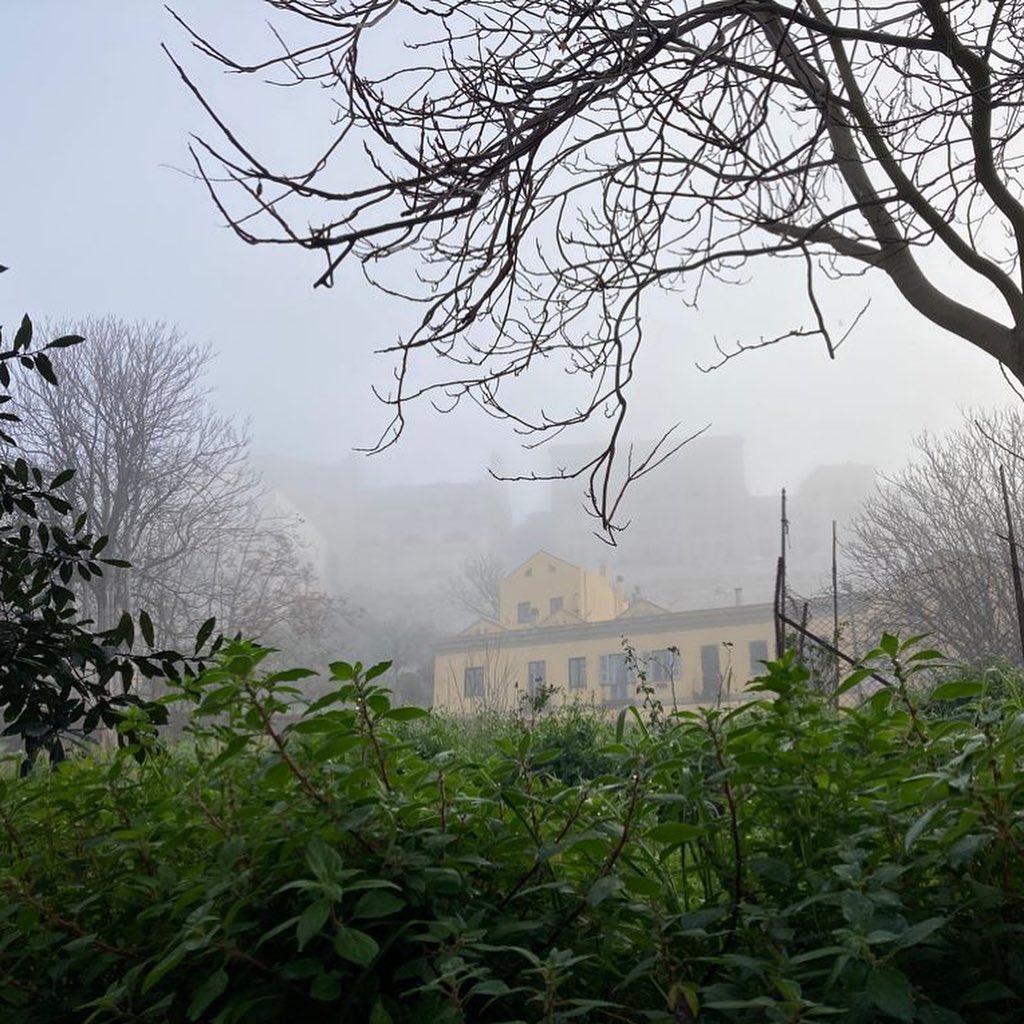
left=504, top=550, right=582, bottom=579
left=460, top=617, right=506, bottom=636
left=617, top=597, right=670, bottom=619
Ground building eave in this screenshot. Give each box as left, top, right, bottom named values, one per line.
left=432, top=601, right=775, bottom=655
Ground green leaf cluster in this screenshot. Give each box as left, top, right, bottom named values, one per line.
left=2, top=642, right=1024, bottom=1022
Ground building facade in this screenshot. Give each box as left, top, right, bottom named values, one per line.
left=433, top=551, right=776, bottom=712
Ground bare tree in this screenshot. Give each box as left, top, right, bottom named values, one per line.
left=169, top=1, right=1024, bottom=532
left=9, top=317, right=318, bottom=646
left=350, top=610, right=440, bottom=706
left=848, top=408, right=1024, bottom=664
left=446, top=552, right=504, bottom=622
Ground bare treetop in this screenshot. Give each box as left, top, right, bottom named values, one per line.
left=171, top=0, right=1024, bottom=533
left=849, top=407, right=1024, bottom=664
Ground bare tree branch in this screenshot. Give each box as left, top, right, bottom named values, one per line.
left=169, top=0, right=1024, bottom=532
left=446, top=552, right=504, bottom=622
left=6, top=317, right=320, bottom=649
left=849, top=408, right=1024, bottom=664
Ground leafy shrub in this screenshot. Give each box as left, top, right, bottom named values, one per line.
left=2, top=639, right=1023, bottom=1022
left=405, top=696, right=614, bottom=785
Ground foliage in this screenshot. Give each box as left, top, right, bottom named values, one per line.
left=406, top=695, right=616, bottom=785
left=4, top=639, right=1024, bottom=1022
left=0, top=313, right=220, bottom=771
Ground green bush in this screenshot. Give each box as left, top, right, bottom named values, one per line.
left=404, top=696, right=614, bottom=785
left=2, top=638, right=1023, bottom=1022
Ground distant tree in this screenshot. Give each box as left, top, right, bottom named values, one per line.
left=0, top=308, right=218, bottom=771
left=8, top=317, right=317, bottom=646
left=346, top=609, right=439, bottom=707
left=174, top=1, right=1024, bottom=533
left=848, top=409, right=1024, bottom=664
left=447, top=553, right=503, bottom=623
left=264, top=585, right=358, bottom=677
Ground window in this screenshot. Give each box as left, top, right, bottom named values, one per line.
left=527, top=660, right=547, bottom=695
left=700, top=645, right=721, bottom=700
left=600, top=652, right=633, bottom=701
left=550, top=596, right=563, bottom=615
left=464, top=666, right=485, bottom=698
left=749, top=640, right=769, bottom=675
left=568, top=657, right=587, bottom=690
left=525, top=567, right=533, bottom=577
left=648, top=648, right=678, bottom=683
left=517, top=601, right=533, bottom=624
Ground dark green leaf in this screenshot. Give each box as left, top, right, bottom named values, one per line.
left=647, top=822, right=704, bottom=845
left=353, top=890, right=406, bottom=919
left=194, top=616, right=216, bottom=654
left=333, top=925, right=379, bottom=966
left=279, top=958, right=321, bottom=980
left=306, top=837, right=344, bottom=883
left=187, top=968, right=229, bottom=1021
left=894, top=917, right=945, bottom=950
left=369, top=997, right=394, bottom=1024
left=265, top=667, right=318, bottom=684
left=587, top=875, right=621, bottom=906
left=879, top=633, right=900, bottom=657
left=310, top=972, right=342, bottom=1002
left=296, top=899, right=330, bottom=951
left=210, top=735, right=250, bottom=768
left=13, top=314, right=32, bottom=352
left=383, top=705, right=430, bottom=722
left=45, top=333, right=84, bottom=349
left=364, top=660, right=393, bottom=682
left=836, top=668, right=872, bottom=696
left=142, top=946, right=189, bottom=992
left=34, top=352, right=58, bottom=386
left=948, top=833, right=989, bottom=867
left=116, top=611, right=134, bottom=647
left=907, top=649, right=945, bottom=662
left=468, top=980, right=512, bottom=997
left=138, top=610, right=155, bottom=648
left=960, top=980, right=1017, bottom=1005
left=905, top=805, right=941, bottom=851
left=866, top=966, right=915, bottom=1022
left=931, top=681, right=984, bottom=702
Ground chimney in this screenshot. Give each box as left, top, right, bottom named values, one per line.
left=734, top=587, right=743, bottom=606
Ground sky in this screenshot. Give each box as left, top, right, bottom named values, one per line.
left=1, top=2, right=1017, bottom=516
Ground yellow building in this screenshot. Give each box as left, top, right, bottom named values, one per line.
left=433, top=551, right=776, bottom=712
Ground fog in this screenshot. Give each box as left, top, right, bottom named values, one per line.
left=1, top=3, right=1018, bottom=681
